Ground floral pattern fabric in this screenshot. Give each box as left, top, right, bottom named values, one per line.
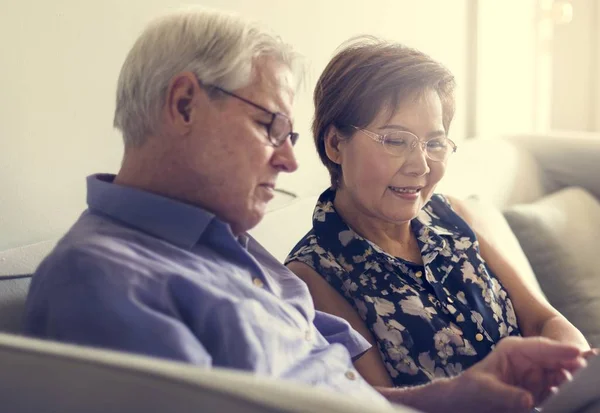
left=285, top=188, right=521, bottom=387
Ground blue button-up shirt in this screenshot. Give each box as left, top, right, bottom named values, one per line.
left=24, top=174, right=389, bottom=405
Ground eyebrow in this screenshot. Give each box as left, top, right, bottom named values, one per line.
left=378, top=124, right=446, bottom=139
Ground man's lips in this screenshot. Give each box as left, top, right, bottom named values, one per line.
left=260, top=183, right=276, bottom=190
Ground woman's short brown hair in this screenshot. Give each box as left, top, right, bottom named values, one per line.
left=313, top=36, right=456, bottom=188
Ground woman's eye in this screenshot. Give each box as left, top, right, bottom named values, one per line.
left=386, top=138, right=407, bottom=147
left=427, top=139, right=446, bottom=149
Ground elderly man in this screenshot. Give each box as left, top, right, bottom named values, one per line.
left=24, top=8, right=585, bottom=413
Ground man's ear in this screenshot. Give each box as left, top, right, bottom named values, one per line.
left=165, top=72, right=204, bottom=134
left=324, top=126, right=345, bottom=165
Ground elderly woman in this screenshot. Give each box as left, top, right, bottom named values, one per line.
left=286, top=37, right=590, bottom=388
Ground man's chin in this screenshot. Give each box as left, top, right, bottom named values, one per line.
left=231, top=209, right=266, bottom=235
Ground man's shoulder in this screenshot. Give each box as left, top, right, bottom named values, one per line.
left=35, top=211, right=178, bottom=284
left=35, top=210, right=234, bottom=289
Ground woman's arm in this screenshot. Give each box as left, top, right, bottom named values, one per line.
left=446, top=195, right=590, bottom=350
left=286, top=261, right=394, bottom=387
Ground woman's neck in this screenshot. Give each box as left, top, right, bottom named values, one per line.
left=332, top=189, right=422, bottom=263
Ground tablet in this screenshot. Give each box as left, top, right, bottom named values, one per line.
left=540, top=354, right=600, bottom=413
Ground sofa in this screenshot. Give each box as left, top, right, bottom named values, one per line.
left=1, top=132, right=599, bottom=412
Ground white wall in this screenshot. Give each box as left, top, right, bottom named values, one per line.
left=0, top=0, right=469, bottom=250
left=475, top=0, right=539, bottom=137
left=551, top=0, right=596, bottom=131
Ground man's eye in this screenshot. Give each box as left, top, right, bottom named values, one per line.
left=256, top=121, right=270, bottom=131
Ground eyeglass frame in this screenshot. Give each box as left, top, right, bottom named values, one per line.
left=201, top=81, right=299, bottom=148
left=349, top=125, right=457, bottom=162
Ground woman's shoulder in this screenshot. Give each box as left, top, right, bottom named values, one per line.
left=422, top=193, right=459, bottom=220
left=433, top=194, right=477, bottom=229
left=285, top=227, right=353, bottom=277
left=421, top=193, right=476, bottom=238
left=285, top=229, right=332, bottom=266
left=286, top=228, right=317, bottom=259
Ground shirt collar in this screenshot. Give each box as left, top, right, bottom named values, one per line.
left=313, top=188, right=459, bottom=239
left=311, top=188, right=461, bottom=267
left=86, top=173, right=220, bottom=249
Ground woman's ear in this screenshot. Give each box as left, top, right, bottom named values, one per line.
left=324, top=126, right=344, bottom=165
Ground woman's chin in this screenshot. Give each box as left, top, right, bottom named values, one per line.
left=381, top=208, right=421, bottom=224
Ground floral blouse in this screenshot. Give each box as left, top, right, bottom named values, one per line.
left=285, top=188, right=521, bottom=387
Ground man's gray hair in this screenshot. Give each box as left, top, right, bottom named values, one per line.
left=114, top=8, right=300, bottom=147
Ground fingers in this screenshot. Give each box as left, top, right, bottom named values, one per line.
left=557, top=355, right=587, bottom=373
left=551, top=368, right=572, bottom=387
left=533, top=370, right=570, bottom=404
left=536, top=386, right=559, bottom=406
left=583, top=348, right=600, bottom=359
left=514, top=336, right=579, bottom=358
left=499, top=337, right=584, bottom=369
left=478, top=374, right=534, bottom=413
left=473, top=337, right=589, bottom=410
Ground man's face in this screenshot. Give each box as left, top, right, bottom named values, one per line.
left=178, top=58, right=298, bottom=234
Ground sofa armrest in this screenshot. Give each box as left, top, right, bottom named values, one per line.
left=507, top=132, right=600, bottom=201
left=0, top=333, right=416, bottom=413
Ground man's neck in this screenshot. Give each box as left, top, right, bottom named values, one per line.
left=115, top=140, right=180, bottom=201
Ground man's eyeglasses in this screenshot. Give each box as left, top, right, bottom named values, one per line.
left=208, top=84, right=299, bottom=148
left=350, top=125, right=457, bottom=163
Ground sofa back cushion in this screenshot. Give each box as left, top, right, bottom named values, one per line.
left=0, top=276, right=31, bottom=333
left=0, top=240, right=56, bottom=333
left=439, top=137, right=548, bottom=209
left=504, top=187, right=600, bottom=347
left=463, top=198, right=544, bottom=298
left=250, top=196, right=318, bottom=263
left=512, top=132, right=600, bottom=201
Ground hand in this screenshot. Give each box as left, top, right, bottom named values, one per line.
left=377, top=337, right=586, bottom=413
left=582, top=348, right=599, bottom=360
left=380, top=371, right=539, bottom=413
left=457, top=336, right=587, bottom=411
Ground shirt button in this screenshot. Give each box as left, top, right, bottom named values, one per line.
left=345, top=370, right=357, bottom=381
left=415, top=271, right=423, bottom=278
left=252, top=278, right=264, bottom=288
left=304, top=330, right=311, bottom=341
left=475, top=333, right=484, bottom=342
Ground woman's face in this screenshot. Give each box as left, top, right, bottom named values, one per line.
left=331, top=89, right=448, bottom=225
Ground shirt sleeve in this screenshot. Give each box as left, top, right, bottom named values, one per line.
left=313, top=310, right=371, bottom=359
left=24, top=246, right=212, bottom=366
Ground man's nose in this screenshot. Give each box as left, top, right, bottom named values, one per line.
left=272, top=138, right=298, bottom=173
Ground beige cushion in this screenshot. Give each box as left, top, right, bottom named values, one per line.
left=509, top=132, right=600, bottom=201
left=0, top=239, right=57, bottom=277
left=462, top=198, right=544, bottom=298
left=504, top=187, right=600, bottom=347
left=439, top=137, right=547, bottom=209
left=0, top=240, right=57, bottom=333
